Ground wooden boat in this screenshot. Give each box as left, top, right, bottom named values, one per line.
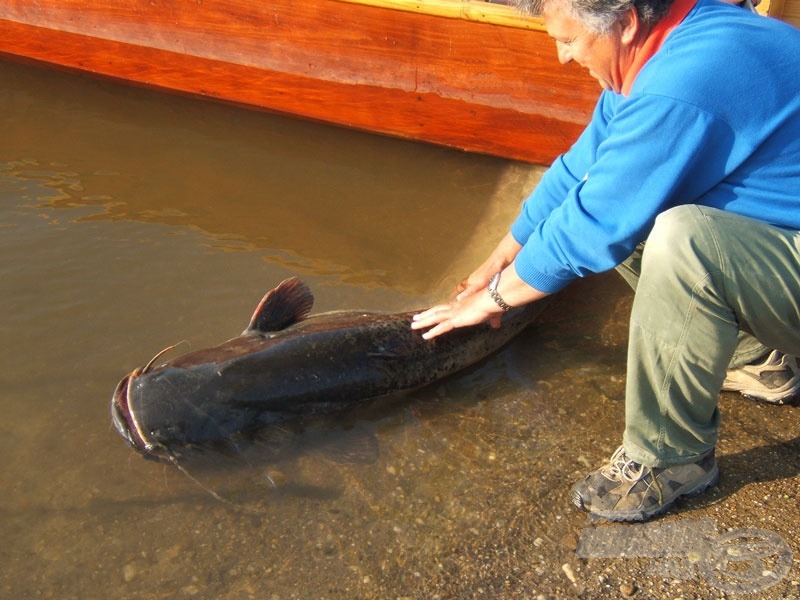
left=0, top=0, right=795, bottom=165
left=0, top=0, right=598, bottom=164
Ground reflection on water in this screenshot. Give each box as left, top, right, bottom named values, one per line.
left=0, top=59, right=631, bottom=599
left=0, top=59, right=541, bottom=296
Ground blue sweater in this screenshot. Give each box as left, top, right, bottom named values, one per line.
left=510, top=0, right=800, bottom=293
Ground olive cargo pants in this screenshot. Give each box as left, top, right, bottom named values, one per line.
left=615, top=205, right=800, bottom=467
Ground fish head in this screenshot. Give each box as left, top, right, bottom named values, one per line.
left=111, top=367, right=163, bottom=458
left=111, top=342, right=186, bottom=458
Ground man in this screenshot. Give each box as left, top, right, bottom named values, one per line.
left=411, top=0, right=800, bottom=521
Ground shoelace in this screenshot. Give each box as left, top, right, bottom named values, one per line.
left=603, top=447, right=646, bottom=482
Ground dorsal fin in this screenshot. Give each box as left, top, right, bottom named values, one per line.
left=245, top=277, right=314, bottom=333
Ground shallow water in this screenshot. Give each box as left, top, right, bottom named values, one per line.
left=0, top=59, right=637, bottom=599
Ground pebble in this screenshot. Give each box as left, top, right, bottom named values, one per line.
left=620, top=582, right=637, bottom=597
left=562, top=563, right=577, bottom=584
left=560, top=533, right=578, bottom=551
left=122, top=562, right=137, bottom=583
left=156, top=543, right=182, bottom=564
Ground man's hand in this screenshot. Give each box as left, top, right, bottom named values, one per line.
left=413, top=262, right=550, bottom=340
left=412, top=288, right=504, bottom=340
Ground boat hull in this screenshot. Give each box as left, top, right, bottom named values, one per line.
left=0, top=0, right=599, bottom=164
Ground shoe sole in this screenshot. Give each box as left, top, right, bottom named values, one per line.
left=722, top=380, right=800, bottom=404
left=739, top=389, right=799, bottom=405
left=572, top=463, right=720, bottom=523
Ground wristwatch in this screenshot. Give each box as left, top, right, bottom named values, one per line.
left=487, top=271, right=512, bottom=311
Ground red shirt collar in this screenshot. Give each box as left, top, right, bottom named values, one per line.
left=621, top=0, right=698, bottom=96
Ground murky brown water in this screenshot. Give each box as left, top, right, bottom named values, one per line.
left=4, top=55, right=799, bottom=600
left=0, top=58, right=664, bottom=599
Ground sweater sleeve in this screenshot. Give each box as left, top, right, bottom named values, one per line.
left=513, top=92, right=736, bottom=294
left=510, top=91, right=615, bottom=245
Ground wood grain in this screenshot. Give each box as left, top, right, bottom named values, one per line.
left=0, top=0, right=599, bottom=163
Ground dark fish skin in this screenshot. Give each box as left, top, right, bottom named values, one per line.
left=111, top=278, right=547, bottom=456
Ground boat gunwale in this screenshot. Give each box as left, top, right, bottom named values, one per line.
left=336, top=0, right=549, bottom=30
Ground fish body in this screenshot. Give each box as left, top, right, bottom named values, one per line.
left=111, top=277, right=545, bottom=455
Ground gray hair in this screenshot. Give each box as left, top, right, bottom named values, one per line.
left=517, top=0, right=673, bottom=33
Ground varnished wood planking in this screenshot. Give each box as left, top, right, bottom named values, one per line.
left=0, top=0, right=598, bottom=163
left=770, top=0, right=800, bottom=27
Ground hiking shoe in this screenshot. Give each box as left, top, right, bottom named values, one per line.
left=722, top=350, right=800, bottom=404
left=571, top=446, right=719, bottom=522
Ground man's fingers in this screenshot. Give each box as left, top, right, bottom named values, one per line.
left=455, top=282, right=483, bottom=302
left=411, top=304, right=459, bottom=340
left=420, top=321, right=454, bottom=340
left=453, top=278, right=469, bottom=298
left=411, top=304, right=450, bottom=329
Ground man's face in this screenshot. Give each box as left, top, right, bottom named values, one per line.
left=543, top=0, right=628, bottom=92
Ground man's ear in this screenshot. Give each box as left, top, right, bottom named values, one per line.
left=619, top=6, right=642, bottom=44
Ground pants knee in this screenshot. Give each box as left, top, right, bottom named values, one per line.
left=641, top=205, right=714, bottom=275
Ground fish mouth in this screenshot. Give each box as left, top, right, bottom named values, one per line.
left=111, top=372, right=157, bottom=456
left=112, top=343, right=184, bottom=457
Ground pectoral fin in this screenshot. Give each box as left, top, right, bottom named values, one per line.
left=245, top=277, right=315, bottom=333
